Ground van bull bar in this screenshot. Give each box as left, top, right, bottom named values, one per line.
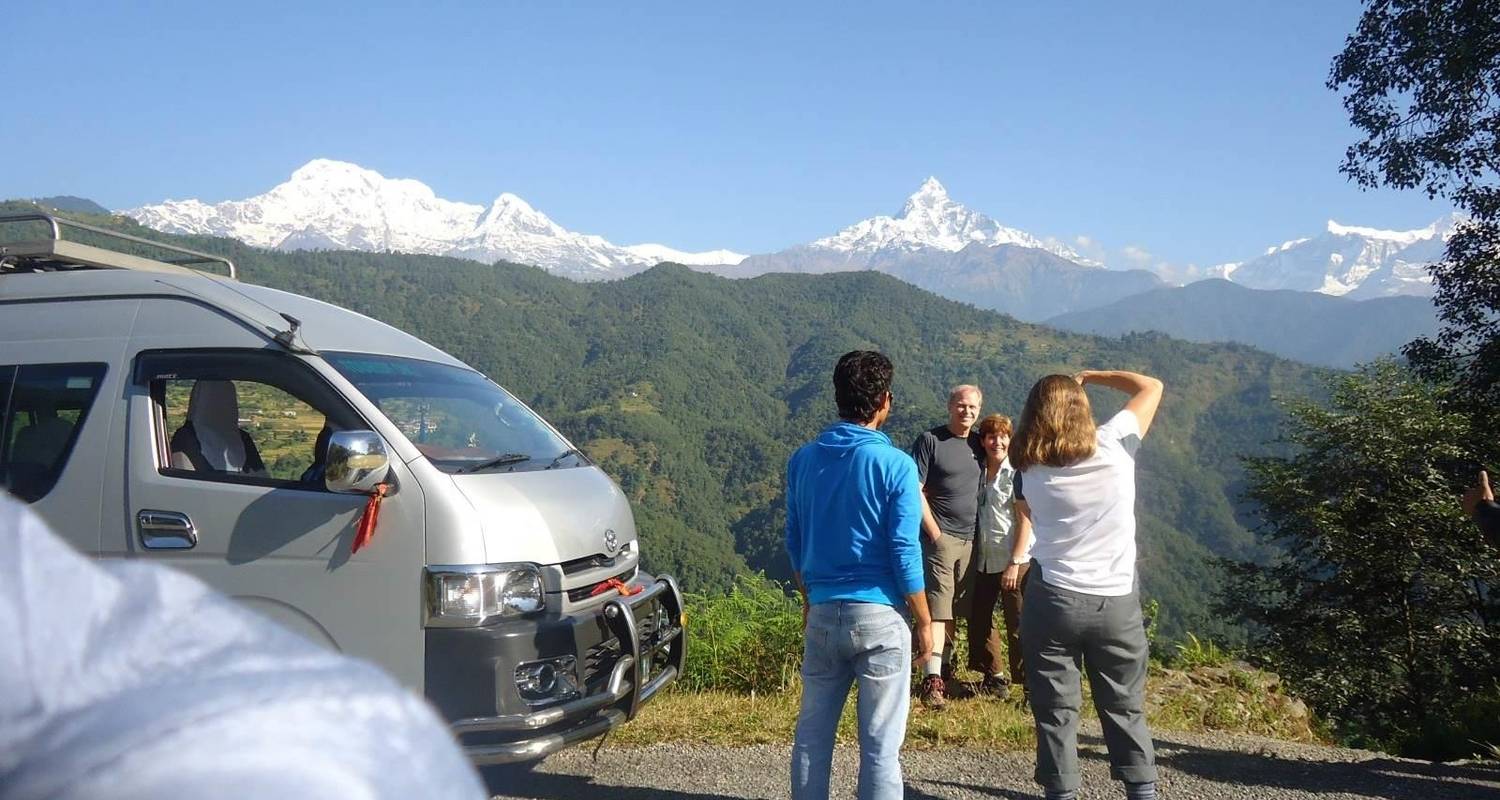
left=441, top=575, right=686, bottom=764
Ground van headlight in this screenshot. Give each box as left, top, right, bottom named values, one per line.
left=424, top=564, right=544, bottom=626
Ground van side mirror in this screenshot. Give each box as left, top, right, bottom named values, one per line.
left=325, top=430, right=390, bottom=494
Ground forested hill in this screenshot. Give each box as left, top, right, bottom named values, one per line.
left=4, top=206, right=1329, bottom=639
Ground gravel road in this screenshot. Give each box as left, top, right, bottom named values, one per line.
left=485, top=726, right=1500, bottom=800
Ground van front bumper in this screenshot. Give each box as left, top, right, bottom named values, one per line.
left=424, top=574, right=686, bottom=765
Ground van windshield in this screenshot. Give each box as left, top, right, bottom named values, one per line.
left=324, top=353, right=584, bottom=474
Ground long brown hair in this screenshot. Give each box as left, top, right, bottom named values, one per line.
left=1011, top=375, right=1097, bottom=470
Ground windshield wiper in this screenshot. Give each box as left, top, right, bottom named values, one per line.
left=458, top=453, right=532, bottom=474
left=545, top=448, right=586, bottom=469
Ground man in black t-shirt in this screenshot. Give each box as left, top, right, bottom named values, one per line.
left=911, top=384, right=985, bottom=709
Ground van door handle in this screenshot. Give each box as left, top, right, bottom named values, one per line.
left=137, top=510, right=198, bottom=550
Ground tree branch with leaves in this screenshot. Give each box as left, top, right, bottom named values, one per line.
left=1331, top=0, right=1500, bottom=415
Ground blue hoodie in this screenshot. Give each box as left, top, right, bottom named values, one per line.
left=785, top=421, right=924, bottom=607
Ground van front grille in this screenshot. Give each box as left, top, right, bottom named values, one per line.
left=560, top=552, right=620, bottom=575
left=584, top=638, right=621, bottom=687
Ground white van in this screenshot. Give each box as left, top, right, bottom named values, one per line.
left=0, top=212, right=685, bottom=764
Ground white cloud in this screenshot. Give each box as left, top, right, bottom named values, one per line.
left=1064, top=234, right=1110, bottom=266
left=1150, top=262, right=1196, bottom=285
left=1121, top=245, right=1153, bottom=265
left=1067, top=237, right=1221, bottom=287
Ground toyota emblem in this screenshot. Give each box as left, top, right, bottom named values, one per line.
left=604, top=529, right=618, bottom=554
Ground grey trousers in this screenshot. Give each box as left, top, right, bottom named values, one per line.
left=1020, top=572, right=1157, bottom=793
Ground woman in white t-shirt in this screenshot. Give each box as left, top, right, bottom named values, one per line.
left=1010, top=370, right=1164, bottom=800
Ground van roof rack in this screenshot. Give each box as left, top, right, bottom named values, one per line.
left=0, top=211, right=236, bottom=280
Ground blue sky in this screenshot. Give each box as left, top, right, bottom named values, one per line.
left=4, top=1, right=1449, bottom=270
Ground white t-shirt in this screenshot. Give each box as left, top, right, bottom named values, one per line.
left=1018, top=409, right=1142, bottom=596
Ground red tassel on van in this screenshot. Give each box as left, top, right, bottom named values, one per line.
left=351, top=483, right=389, bottom=555
left=589, top=577, right=643, bottom=598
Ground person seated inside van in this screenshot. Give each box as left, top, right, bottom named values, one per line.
left=169, top=380, right=268, bottom=477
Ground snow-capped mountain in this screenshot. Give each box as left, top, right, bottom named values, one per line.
left=708, top=178, right=1151, bottom=322
left=124, top=160, right=746, bottom=279
left=731, top=177, right=1093, bottom=276
left=812, top=176, right=1087, bottom=261
left=1223, top=216, right=1458, bottom=298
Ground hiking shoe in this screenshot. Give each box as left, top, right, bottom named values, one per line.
left=920, top=675, right=947, bottom=709
left=979, top=674, right=1011, bottom=697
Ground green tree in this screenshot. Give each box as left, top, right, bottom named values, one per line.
left=1220, top=361, right=1500, bottom=758
left=1330, top=0, right=1500, bottom=415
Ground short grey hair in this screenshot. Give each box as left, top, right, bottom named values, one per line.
left=948, top=384, right=983, bottom=403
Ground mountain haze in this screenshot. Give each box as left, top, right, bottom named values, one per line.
left=1047, top=280, right=1440, bottom=368
left=717, top=241, right=1162, bottom=323
left=30, top=196, right=111, bottom=216
left=881, top=243, right=1165, bottom=322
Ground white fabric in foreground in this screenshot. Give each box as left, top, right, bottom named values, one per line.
left=0, top=494, right=484, bottom=800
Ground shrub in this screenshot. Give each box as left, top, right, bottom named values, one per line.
left=681, top=574, right=804, bottom=693
left=1398, top=682, right=1500, bottom=761
left=1220, top=362, right=1500, bottom=758
left=1173, top=632, right=1229, bottom=670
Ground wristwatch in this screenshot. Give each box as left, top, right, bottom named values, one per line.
left=1010, top=557, right=1028, bottom=566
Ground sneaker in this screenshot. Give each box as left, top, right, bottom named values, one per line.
left=979, top=674, right=1010, bottom=697
left=919, top=674, right=947, bottom=709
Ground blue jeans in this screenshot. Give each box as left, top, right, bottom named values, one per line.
left=790, top=601, right=912, bottom=800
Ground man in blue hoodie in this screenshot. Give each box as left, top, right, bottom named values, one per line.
left=786, top=350, right=933, bottom=800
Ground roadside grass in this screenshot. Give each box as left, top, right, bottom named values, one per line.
left=609, top=685, right=1034, bottom=749
left=612, top=579, right=1324, bottom=751
left=1146, top=662, right=1320, bottom=743
left=615, top=663, right=1319, bottom=751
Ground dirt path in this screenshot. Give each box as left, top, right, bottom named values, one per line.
left=485, top=728, right=1500, bottom=799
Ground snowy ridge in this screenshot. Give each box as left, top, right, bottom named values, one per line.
left=1325, top=218, right=1442, bottom=245
left=1226, top=214, right=1460, bottom=298
left=807, top=177, right=1093, bottom=265
left=623, top=243, right=748, bottom=266
left=124, top=160, right=744, bottom=279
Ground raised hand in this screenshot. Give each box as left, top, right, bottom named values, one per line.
left=1462, top=470, right=1494, bottom=518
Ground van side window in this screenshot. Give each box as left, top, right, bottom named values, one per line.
left=137, top=351, right=365, bottom=489
left=0, top=363, right=108, bottom=503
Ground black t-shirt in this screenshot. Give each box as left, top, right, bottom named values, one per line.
left=910, top=426, right=985, bottom=539
left=1478, top=500, right=1500, bottom=548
